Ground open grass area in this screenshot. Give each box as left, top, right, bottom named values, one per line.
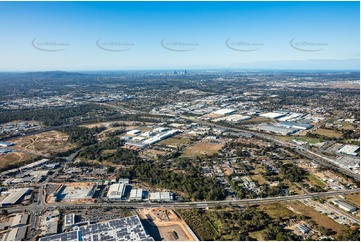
left=250, top=174, right=267, bottom=185
left=0, top=152, right=37, bottom=170
left=313, top=128, right=342, bottom=138
left=344, top=193, right=360, bottom=208
left=287, top=201, right=347, bottom=235
left=306, top=174, right=327, bottom=188
left=294, top=137, right=321, bottom=144
left=181, top=142, right=224, bottom=157
left=158, top=135, right=191, bottom=147
left=9, top=130, right=76, bottom=156
left=259, top=203, right=295, bottom=220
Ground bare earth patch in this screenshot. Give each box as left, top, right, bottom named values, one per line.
left=181, top=142, right=224, bottom=157
left=9, top=130, right=76, bottom=156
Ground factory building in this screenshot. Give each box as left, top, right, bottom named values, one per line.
left=40, top=215, right=153, bottom=241
left=0, top=188, right=31, bottom=207
left=107, top=182, right=127, bottom=200
left=212, top=108, right=236, bottom=116
left=338, top=145, right=360, bottom=156
left=279, top=122, right=314, bottom=130
left=64, top=214, right=76, bottom=229
left=10, top=214, right=29, bottom=228
left=0, top=148, right=13, bottom=155
left=149, top=192, right=173, bottom=202
left=129, top=188, right=143, bottom=201
left=297, top=223, right=310, bottom=234
left=260, top=112, right=287, bottom=119
left=0, top=141, right=14, bottom=147
left=127, top=130, right=141, bottom=135
left=124, top=141, right=146, bottom=150
left=332, top=200, right=357, bottom=213
left=2, top=226, right=28, bottom=241
left=257, top=124, right=298, bottom=135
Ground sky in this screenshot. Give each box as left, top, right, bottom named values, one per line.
left=0, top=1, right=359, bottom=71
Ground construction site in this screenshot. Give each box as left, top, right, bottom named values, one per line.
left=137, top=208, right=198, bottom=241
left=46, top=182, right=98, bottom=203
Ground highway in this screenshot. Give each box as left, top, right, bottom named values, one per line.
left=179, top=116, right=360, bottom=181
left=4, top=188, right=359, bottom=213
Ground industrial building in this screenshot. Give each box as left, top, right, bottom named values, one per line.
left=127, top=130, right=141, bottom=135
left=129, top=188, right=143, bottom=201
left=297, top=223, right=310, bottom=234
left=64, top=214, right=76, bottom=229
left=143, top=129, right=179, bottom=145
left=39, top=215, right=153, bottom=241
left=0, top=148, right=13, bottom=155
left=2, top=226, right=28, bottom=241
left=0, top=141, right=14, bottom=147
left=332, top=200, right=357, bottom=213
left=257, top=124, right=298, bottom=135
left=124, top=141, right=146, bottom=150
left=260, top=112, right=287, bottom=119
left=212, top=108, right=236, bottom=116
left=278, top=113, right=304, bottom=122
left=337, top=145, right=360, bottom=156
left=10, top=214, right=29, bottom=228
left=149, top=192, right=173, bottom=202
left=107, top=182, right=127, bottom=200
left=279, top=122, right=314, bottom=130
left=51, top=183, right=98, bottom=202
left=0, top=188, right=31, bottom=207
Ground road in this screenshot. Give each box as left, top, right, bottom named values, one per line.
left=4, top=188, right=359, bottom=213
left=178, top=116, right=360, bottom=181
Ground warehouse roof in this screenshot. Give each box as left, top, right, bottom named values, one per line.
left=40, top=216, right=153, bottom=241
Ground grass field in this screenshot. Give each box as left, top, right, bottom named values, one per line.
left=181, top=142, right=224, bottom=157
left=294, top=137, right=321, bottom=144
left=259, top=203, right=295, bottom=220
left=344, top=193, right=360, bottom=208
left=0, top=152, right=37, bottom=170
left=287, top=201, right=347, bottom=235
left=306, top=174, right=327, bottom=188
left=242, top=117, right=273, bottom=124
left=158, top=136, right=191, bottom=147
left=313, top=128, right=342, bottom=138
left=9, top=130, right=76, bottom=156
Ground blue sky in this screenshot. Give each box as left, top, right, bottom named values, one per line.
left=0, top=1, right=359, bottom=71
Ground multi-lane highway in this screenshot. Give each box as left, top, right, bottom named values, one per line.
left=5, top=188, right=359, bottom=214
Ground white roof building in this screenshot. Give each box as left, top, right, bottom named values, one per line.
left=107, top=183, right=127, bottom=200
left=129, top=188, right=143, bottom=201
left=338, top=145, right=360, bottom=156
left=149, top=192, right=173, bottom=202
left=332, top=200, right=357, bottom=213
left=40, top=216, right=153, bottom=241
left=0, top=188, right=30, bottom=207
left=260, top=112, right=287, bottom=119
left=212, top=108, right=236, bottom=116
left=127, top=130, right=141, bottom=135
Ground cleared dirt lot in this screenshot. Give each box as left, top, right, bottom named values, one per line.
left=0, top=152, right=37, bottom=170
left=137, top=208, right=195, bottom=241
left=181, top=142, right=224, bottom=157
left=9, top=130, right=76, bottom=156
left=313, top=128, right=342, bottom=138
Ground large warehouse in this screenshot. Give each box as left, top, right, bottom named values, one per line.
left=0, top=188, right=31, bottom=207
left=107, top=182, right=127, bottom=200
left=40, top=215, right=153, bottom=241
